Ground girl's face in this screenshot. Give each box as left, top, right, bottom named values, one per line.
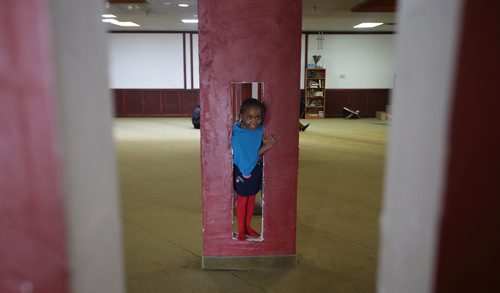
left=240, top=106, right=262, bottom=130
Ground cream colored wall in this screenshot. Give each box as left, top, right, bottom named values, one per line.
left=109, top=33, right=184, bottom=88
left=107, top=32, right=392, bottom=90
left=307, top=34, right=395, bottom=89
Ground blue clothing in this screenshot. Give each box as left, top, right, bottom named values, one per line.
left=231, top=123, right=263, bottom=177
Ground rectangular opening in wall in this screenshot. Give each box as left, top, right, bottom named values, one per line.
left=231, top=82, right=264, bottom=241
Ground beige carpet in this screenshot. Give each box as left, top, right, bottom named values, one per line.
left=114, top=118, right=387, bottom=292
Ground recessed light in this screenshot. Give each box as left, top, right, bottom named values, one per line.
left=118, top=21, right=140, bottom=27
left=181, top=19, right=198, bottom=23
left=102, top=14, right=116, bottom=18
left=178, top=3, right=189, bottom=7
left=102, top=19, right=140, bottom=27
left=353, top=22, right=383, bottom=28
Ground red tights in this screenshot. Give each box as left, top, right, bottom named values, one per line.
left=236, top=195, right=260, bottom=240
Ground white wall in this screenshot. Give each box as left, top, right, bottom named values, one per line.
left=108, top=33, right=394, bottom=90
left=192, top=33, right=200, bottom=89
left=108, top=33, right=184, bottom=88
left=185, top=34, right=191, bottom=89
left=300, top=34, right=305, bottom=89
left=308, top=34, right=395, bottom=89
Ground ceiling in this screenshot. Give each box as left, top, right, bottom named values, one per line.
left=104, top=0, right=397, bottom=32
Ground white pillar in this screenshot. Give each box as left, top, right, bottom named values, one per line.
left=377, top=0, right=464, bottom=292
left=49, top=0, right=125, bottom=292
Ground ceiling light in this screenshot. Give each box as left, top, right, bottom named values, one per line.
left=353, top=22, right=383, bottom=28
left=181, top=19, right=198, bottom=23
left=116, top=21, right=140, bottom=27
left=102, top=14, right=116, bottom=18
left=102, top=19, right=140, bottom=27
left=178, top=3, right=189, bottom=7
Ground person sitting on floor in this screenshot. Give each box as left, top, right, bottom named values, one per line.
left=192, top=104, right=200, bottom=129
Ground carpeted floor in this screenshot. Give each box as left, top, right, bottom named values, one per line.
left=114, top=118, right=387, bottom=292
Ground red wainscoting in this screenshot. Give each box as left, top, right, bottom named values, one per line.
left=113, top=89, right=199, bottom=117
left=302, top=88, right=390, bottom=118
left=325, top=89, right=390, bottom=117
left=114, top=88, right=389, bottom=118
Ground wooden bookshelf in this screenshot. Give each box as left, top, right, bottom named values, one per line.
left=304, top=68, right=326, bottom=119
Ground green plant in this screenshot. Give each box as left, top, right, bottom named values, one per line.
left=312, top=55, right=321, bottom=67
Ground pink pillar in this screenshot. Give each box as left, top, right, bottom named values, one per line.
left=199, top=0, right=302, bottom=268
left=0, top=1, right=68, bottom=292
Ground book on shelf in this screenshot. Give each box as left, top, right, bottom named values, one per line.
left=306, top=69, right=325, bottom=79
left=304, top=68, right=326, bottom=119
left=307, top=100, right=323, bottom=107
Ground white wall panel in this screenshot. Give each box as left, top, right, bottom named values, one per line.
left=107, top=33, right=393, bottom=90
left=185, top=33, right=191, bottom=89
left=108, top=33, right=184, bottom=88
left=192, top=34, right=200, bottom=89
left=307, top=34, right=395, bottom=88
left=300, top=34, right=305, bottom=89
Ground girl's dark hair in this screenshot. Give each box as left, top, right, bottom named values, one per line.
left=239, top=98, right=266, bottom=117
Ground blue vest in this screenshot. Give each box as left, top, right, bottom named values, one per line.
left=232, top=123, right=263, bottom=177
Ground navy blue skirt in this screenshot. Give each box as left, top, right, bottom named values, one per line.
left=233, top=160, right=263, bottom=196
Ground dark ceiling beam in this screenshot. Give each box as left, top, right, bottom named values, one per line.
left=351, top=0, right=397, bottom=12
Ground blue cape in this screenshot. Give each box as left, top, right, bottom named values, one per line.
left=232, top=123, right=263, bottom=177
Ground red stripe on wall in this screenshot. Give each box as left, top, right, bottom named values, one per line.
left=435, top=0, right=500, bottom=291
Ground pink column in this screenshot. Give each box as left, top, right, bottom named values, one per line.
left=0, top=1, right=68, bottom=291
left=199, top=0, right=302, bottom=268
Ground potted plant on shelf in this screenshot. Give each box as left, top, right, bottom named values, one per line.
left=312, top=55, right=321, bottom=68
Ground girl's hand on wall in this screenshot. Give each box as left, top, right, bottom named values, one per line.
left=260, top=134, right=279, bottom=154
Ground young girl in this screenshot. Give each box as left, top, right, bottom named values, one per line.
left=232, top=98, right=278, bottom=240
